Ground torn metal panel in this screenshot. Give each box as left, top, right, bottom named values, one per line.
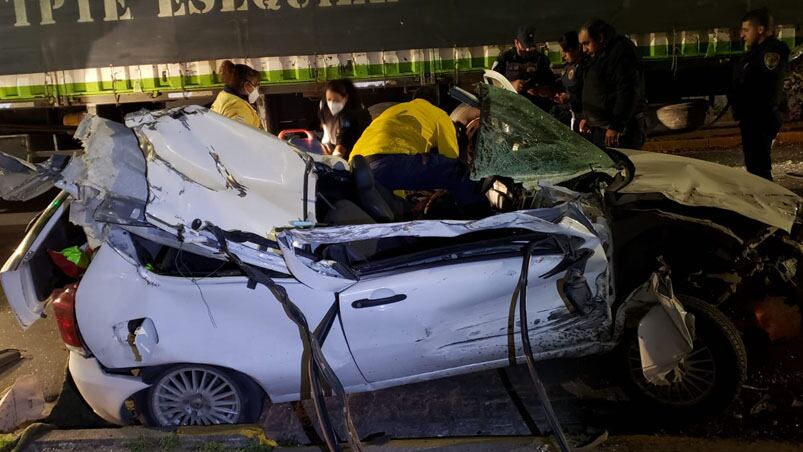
left=616, top=149, right=802, bottom=232
left=612, top=270, right=695, bottom=385
left=58, top=115, right=149, bottom=246
left=125, top=106, right=316, bottom=238
left=70, top=115, right=148, bottom=209
left=283, top=206, right=599, bottom=249
left=116, top=224, right=289, bottom=275
left=0, top=153, right=68, bottom=201
left=278, top=206, right=606, bottom=295
left=638, top=305, right=695, bottom=386
left=277, top=236, right=357, bottom=291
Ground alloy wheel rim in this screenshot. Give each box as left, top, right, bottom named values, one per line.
left=152, top=367, right=242, bottom=426
left=628, top=338, right=717, bottom=406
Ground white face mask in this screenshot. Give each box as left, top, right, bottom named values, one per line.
left=248, top=85, right=260, bottom=104
left=327, top=100, right=345, bottom=116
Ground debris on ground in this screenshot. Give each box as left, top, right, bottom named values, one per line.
left=0, top=375, right=45, bottom=433
left=750, top=394, right=775, bottom=416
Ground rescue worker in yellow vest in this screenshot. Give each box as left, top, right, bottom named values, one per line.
left=211, top=60, right=263, bottom=129
left=349, top=87, right=485, bottom=209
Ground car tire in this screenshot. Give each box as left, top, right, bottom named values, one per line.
left=619, top=294, right=747, bottom=418
left=135, top=364, right=264, bottom=427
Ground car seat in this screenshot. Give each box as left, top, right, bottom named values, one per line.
left=350, top=155, right=409, bottom=222
left=482, top=69, right=517, bottom=92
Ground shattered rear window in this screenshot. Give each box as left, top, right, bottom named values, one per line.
left=472, top=84, right=615, bottom=188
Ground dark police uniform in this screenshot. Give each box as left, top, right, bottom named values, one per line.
left=493, top=48, right=556, bottom=111
left=730, top=36, right=790, bottom=181
left=581, top=34, right=646, bottom=149
left=560, top=58, right=585, bottom=125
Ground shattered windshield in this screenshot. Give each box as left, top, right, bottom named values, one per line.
left=472, top=84, right=616, bottom=188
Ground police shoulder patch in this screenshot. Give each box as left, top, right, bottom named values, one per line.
left=567, top=67, right=576, bottom=80
left=764, top=52, right=780, bottom=71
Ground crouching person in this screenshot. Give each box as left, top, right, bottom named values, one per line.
left=349, top=88, right=486, bottom=211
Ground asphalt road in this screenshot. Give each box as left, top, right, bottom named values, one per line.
left=0, top=220, right=69, bottom=404
left=0, top=146, right=800, bottom=445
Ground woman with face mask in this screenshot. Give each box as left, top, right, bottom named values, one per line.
left=211, top=60, right=263, bottom=129
left=319, top=79, right=371, bottom=158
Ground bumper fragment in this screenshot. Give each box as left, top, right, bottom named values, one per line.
left=69, top=352, right=149, bottom=425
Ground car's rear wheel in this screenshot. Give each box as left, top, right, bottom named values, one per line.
left=620, top=295, right=747, bottom=417
left=137, top=364, right=263, bottom=427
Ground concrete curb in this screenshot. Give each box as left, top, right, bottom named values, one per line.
left=644, top=129, right=803, bottom=153
left=22, top=427, right=803, bottom=451
left=22, top=425, right=277, bottom=451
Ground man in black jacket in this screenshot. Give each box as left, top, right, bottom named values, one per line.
left=493, top=25, right=557, bottom=111
left=730, top=8, right=790, bottom=181
left=578, top=19, right=647, bottom=149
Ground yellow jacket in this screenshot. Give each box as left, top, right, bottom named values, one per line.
left=350, top=99, right=458, bottom=161
left=211, top=90, right=262, bottom=129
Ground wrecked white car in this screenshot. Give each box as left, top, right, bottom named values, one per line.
left=0, top=85, right=797, bottom=433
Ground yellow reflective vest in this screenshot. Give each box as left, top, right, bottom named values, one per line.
left=211, top=90, right=262, bottom=129
left=349, top=99, right=458, bottom=161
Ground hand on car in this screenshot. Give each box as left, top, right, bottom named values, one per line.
left=605, top=128, right=622, bottom=147
left=511, top=79, right=525, bottom=93
left=578, top=119, right=588, bottom=134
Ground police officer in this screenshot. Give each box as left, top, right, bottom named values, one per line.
left=554, top=31, right=586, bottom=130
left=730, top=8, right=790, bottom=181
left=578, top=19, right=647, bottom=149
left=492, top=25, right=556, bottom=111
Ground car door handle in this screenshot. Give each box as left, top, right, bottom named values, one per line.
left=351, top=294, right=407, bottom=309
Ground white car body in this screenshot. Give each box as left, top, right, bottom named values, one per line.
left=0, top=88, right=796, bottom=426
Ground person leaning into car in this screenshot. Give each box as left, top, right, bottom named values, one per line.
left=578, top=19, right=647, bottom=149
left=349, top=87, right=485, bottom=210
left=211, top=60, right=263, bottom=129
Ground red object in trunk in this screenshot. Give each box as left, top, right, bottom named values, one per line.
left=51, top=283, right=84, bottom=350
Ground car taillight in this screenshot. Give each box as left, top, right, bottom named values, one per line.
left=51, top=283, right=85, bottom=352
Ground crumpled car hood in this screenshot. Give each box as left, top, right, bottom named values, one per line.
left=617, top=149, right=802, bottom=232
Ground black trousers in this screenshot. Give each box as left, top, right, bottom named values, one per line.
left=589, top=115, right=647, bottom=150
left=739, top=116, right=781, bottom=181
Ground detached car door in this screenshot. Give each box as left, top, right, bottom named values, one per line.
left=337, top=239, right=569, bottom=384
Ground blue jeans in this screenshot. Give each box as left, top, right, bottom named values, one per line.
left=366, top=153, right=486, bottom=207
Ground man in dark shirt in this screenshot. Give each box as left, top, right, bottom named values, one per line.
left=493, top=25, right=556, bottom=111
left=578, top=19, right=647, bottom=149
left=730, top=8, right=790, bottom=181
left=554, top=31, right=586, bottom=131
